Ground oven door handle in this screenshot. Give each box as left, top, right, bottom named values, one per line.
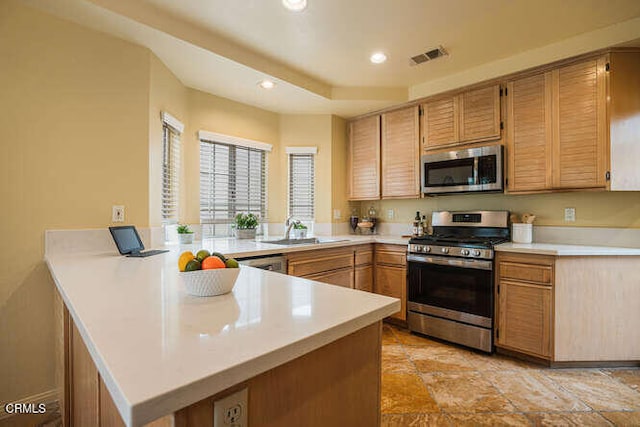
left=407, top=254, right=492, bottom=270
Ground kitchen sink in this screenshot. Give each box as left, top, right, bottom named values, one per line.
left=261, top=237, right=348, bottom=245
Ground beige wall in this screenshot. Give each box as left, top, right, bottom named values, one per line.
left=0, top=0, right=150, bottom=403
left=357, top=191, right=640, bottom=228
left=149, top=55, right=189, bottom=227
left=331, top=116, right=350, bottom=224
left=185, top=89, right=280, bottom=224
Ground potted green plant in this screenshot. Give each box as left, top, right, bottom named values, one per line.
left=176, top=224, right=194, bottom=244
left=233, top=213, right=259, bottom=239
left=292, top=222, right=307, bottom=239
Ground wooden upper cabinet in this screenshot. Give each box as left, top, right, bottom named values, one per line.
left=381, top=106, right=420, bottom=199
left=506, top=56, right=608, bottom=193
left=507, top=72, right=553, bottom=192
left=422, top=84, right=501, bottom=151
left=348, top=116, right=381, bottom=200
left=553, top=57, right=607, bottom=189
left=422, top=96, right=459, bottom=149
left=459, top=85, right=501, bottom=142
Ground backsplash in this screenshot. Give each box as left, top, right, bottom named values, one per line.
left=354, top=191, right=640, bottom=229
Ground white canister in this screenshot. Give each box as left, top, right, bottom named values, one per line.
left=512, top=223, right=533, bottom=244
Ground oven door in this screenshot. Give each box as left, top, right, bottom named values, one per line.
left=407, top=254, right=493, bottom=328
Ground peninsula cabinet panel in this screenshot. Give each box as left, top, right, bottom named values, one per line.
left=459, top=85, right=501, bottom=143
left=553, top=57, right=607, bottom=189
left=506, top=73, right=553, bottom=192
left=381, top=106, right=420, bottom=199
left=348, top=115, right=380, bottom=200
left=422, top=96, right=459, bottom=149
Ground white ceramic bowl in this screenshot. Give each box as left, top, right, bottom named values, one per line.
left=180, top=268, right=240, bottom=297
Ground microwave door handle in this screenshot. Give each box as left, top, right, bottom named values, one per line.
left=473, top=156, right=480, bottom=185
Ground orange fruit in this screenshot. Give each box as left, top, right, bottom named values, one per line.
left=201, top=256, right=226, bottom=270
left=178, top=251, right=195, bottom=272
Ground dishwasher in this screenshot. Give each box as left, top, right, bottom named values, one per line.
left=236, top=254, right=287, bottom=274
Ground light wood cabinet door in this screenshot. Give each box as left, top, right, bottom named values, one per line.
left=422, top=96, right=459, bottom=149
left=374, top=265, right=406, bottom=321
left=497, top=280, right=552, bottom=359
left=381, top=106, right=420, bottom=199
left=287, top=247, right=354, bottom=277
left=506, top=72, right=553, bottom=192
left=552, top=57, right=607, bottom=189
left=459, top=84, right=501, bottom=143
left=355, top=265, right=373, bottom=292
left=348, top=115, right=380, bottom=200
left=305, top=267, right=354, bottom=289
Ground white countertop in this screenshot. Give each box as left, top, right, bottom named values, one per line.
left=46, top=247, right=399, bottom=426
left=496, top=242, right=640, bottom=256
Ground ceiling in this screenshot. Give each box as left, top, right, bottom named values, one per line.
left=21, top=0, right=640, bottom=117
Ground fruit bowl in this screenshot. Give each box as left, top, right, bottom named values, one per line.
left=180, top=268, right=240, bottom=297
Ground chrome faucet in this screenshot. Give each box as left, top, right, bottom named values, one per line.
left=284, top=215, right=297, bottom=239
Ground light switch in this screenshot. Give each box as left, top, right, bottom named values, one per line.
left=333, top=209, right=341, bottom=220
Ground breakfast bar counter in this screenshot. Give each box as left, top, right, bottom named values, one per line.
left=46, top=248, right=399, bottom=426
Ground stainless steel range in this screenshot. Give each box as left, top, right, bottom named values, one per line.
left=407, top=210, right=510, bottom=353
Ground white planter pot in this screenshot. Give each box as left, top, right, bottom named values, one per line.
left=292, top=229, right=307, bottom=239
left=236, top=229, right=256, bottom=239
left=178, top=233, right=194, bottom=244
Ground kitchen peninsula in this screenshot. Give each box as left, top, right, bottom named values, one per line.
left=46, top=245, right=399, bottom=426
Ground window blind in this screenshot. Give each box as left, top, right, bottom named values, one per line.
left=200, top=139, right=267, bottom=236
left=288, top=153, right=315, bottom=220
left=162, top=123, right=181, bottom=223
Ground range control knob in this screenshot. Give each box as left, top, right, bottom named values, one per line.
left=472, top=249, right=482, bottom=257
left=425, top=246, right=432, bottom=253
left=416, top=246, right=424, bottom=253
left=460, top=249, right=470, bottom=256
left=441, top=247, right=449, bottom=254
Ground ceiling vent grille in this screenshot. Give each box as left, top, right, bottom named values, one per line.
left=410, top=46, right=448, bottom=66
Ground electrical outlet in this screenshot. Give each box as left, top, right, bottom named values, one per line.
left=387, top=209, right=395, bottom=220
left=214, top=388, right=247, bottom=427
left=333, top=209, right=341, bottom=220
left=564, top=207, right=576, bottom=222
left=112, top=205, right=125, bottom=222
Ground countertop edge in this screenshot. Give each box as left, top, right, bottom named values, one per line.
left=495, top=243, right=640, bottom=256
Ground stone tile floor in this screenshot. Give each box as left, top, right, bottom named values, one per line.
left=381, top=324, right=640, bottom=426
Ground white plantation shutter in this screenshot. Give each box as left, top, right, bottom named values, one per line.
left=200, top=138, right=268, bottom=236
left=288, top=152, right=315, bottom=220
left=162, top=119, right=182, bottom=223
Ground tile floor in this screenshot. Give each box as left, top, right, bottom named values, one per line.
left=381, top=324, right=640, bottom=426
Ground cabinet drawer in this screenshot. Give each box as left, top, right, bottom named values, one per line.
left=500, top=262, right=552, bottom=285
left=375, top=250, right=406, bottom=267
left=355, top=250, right=373, bottom=266
left=289, top=254, right=353, bottom=277
left=304, top=267, right=354, bottom=289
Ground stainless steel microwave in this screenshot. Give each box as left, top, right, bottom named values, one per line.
left=421, top=145, right=503, bottom=194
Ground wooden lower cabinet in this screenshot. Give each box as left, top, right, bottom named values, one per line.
left=495, top=252, right=554, bottom=360
left=497, top=280, right=552, bottom=359
left=355, top=265, right=373, bottom=292
left=374, top=244, right=407, bottom=322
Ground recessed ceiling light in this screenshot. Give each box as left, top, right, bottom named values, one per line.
left=282, top=0, right=307, bottom=12
left=370, top=52, right=387, bottom=64
left=258, top=79, right=276, bottom=89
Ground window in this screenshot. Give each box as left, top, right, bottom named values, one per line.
left=287, top=149, right=316, bottom=221
left=199, top=131, right=270, bottom=237
left=161, top=112, right=183, bottom=224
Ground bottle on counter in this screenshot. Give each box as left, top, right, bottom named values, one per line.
left=421, top=215, right=429, bottom=236
left=413, top=211, right=421, bottom=236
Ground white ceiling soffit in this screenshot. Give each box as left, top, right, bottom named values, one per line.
left=19, top=0, right=640, bottom=117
